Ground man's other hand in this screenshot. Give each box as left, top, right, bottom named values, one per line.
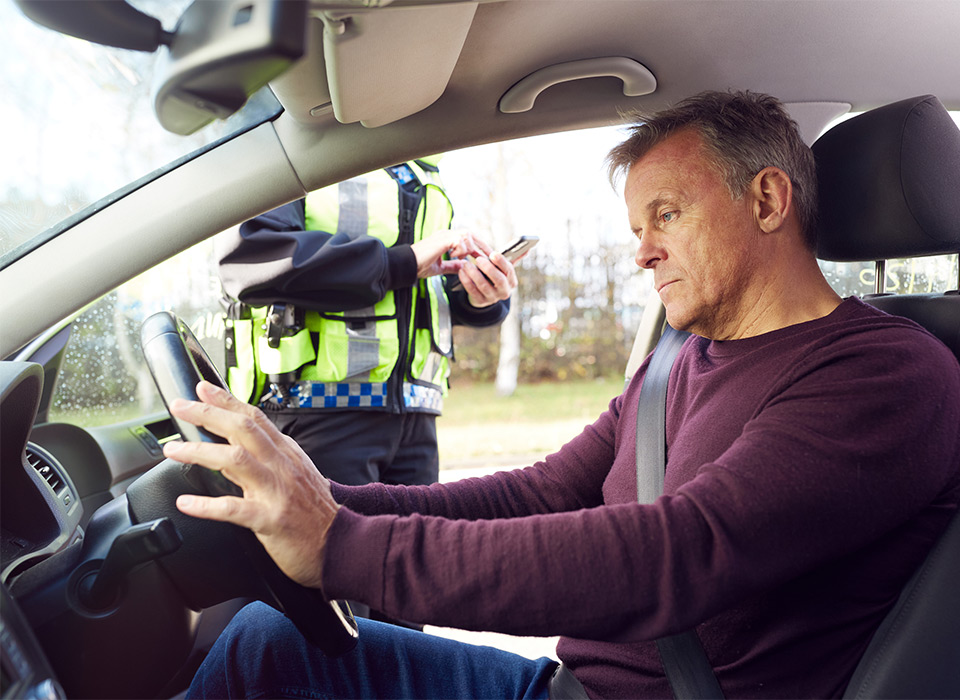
left=162, top=381, right=338, bottom=590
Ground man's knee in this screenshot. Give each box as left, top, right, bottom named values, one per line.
left=188, top=602, right=299, bottom=699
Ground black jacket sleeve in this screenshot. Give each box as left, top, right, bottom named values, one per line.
left=221, top=199, right=510, bottom=327
left=218, top=199, right=418, bottom=312
left=446, top=284, right=511, bottom=327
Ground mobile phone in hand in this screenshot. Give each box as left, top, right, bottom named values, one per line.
left=449, top=236, right=539, bottom=291
left=500, top=235, right=539, bottom=262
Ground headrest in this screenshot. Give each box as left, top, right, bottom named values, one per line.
left=813, top=95, right=960, bottom=262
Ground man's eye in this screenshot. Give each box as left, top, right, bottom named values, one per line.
left=661, top=211, right=678, bottom=223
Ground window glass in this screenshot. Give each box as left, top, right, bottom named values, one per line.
left=820, top=256, right=959, bottom=298
left=41, top=121, right=960, bottom=427
left=49, top=237, right=227, bottom=427
left=440, top=127, right=644, bottom=378
left=0, top=1, right=280, bottom=264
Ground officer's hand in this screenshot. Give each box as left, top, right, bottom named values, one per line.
left=412, top=229, right=480, bottom=278
left=162, top=381, right=338, bottom=590
left=457, top=238, right=519, bottom=308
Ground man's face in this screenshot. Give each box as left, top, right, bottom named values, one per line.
left=624, top=129, right=764, bottom=340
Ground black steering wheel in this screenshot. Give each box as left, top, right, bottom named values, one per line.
left=138, top=310, right=358, bottom=655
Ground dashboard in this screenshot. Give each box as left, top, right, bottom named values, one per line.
left=0, top=362, right=206, bottom=699
left=1, top=365, right=83, bottom=586
left=1, top=363, right=73, bottom=699
left=0, top=359, right=274, bottom=699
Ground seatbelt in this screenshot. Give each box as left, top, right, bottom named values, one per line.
left=636, top=324, right=725, bottom=700
left=635, top=324, right=688, bottom=503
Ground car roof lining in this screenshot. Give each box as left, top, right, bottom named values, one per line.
left=268, top=0, right=956, bottom=191
left=278, top=0, right=960, bottom=134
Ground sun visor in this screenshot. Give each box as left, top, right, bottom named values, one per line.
left=319, top=3, right=478, bottom=128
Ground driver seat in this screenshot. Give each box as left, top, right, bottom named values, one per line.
left=812, top=95, right=960, bottom=698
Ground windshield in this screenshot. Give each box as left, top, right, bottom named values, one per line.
left=0, top=0, right=281, bottom=267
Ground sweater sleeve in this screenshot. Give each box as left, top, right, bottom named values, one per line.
left=329, top=396, right=619, bottom=519
left=218, top=200, right=417, bottom=311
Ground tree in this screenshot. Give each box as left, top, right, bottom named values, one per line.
left=491, top=143, right=522, bottom=396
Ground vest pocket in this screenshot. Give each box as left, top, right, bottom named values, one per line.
left=256, top=327, right=315, bottom=375
left=303, top=321, right=399, bottom=383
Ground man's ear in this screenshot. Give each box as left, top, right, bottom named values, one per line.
left=751, top=167, right=793, bottom=233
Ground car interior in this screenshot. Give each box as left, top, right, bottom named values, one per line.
left=1, top=1, right=959, bottom=698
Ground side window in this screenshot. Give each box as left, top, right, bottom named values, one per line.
left=48, top=238, right=227, bottom=427
left=820, top=255, right=959, bottom=297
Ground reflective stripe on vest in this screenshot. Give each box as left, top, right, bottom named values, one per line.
left=429, top=275, right=453, bottom=356
left=335, top=179, right=368, bottom=238
left=344, top=310, right=381, bottom=378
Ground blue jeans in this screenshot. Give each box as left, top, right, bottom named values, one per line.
left=187, top=602, right=558, bottom=699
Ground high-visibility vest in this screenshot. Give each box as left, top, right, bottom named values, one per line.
left=226, top=161, right=455, bottom=414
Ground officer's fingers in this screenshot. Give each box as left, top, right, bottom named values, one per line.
left=459, top=257, right=490, bottom=288
left=466, top=234, right=494, bottom=256
left=412, top=237, right=457, bottom=276
left=489, top=251, right=520, bottom=291
left=435, top=258, right=466, bottom=275
left=473, top=254, right=515, bottom=298
left=459, top=267, right=496, bottom=308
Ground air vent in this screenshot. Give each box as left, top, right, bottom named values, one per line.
left=26, top=445, right=63, bottom=493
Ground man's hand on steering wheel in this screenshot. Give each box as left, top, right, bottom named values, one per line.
left=162, top=381, right=339, bottom=591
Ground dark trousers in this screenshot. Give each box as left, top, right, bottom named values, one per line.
left=187, top=602, right=556, bottom=700
left=266, top=409, right=439, bottom=624
left=265, top=409, right=440, bottom=487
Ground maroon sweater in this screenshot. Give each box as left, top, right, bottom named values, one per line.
left=324, top=298, right=960, bottom=698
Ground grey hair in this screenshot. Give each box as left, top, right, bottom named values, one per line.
left=606, top=90, right=818, bottom=250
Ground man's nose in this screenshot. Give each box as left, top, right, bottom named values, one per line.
left=635, top=233, right=662, bottom=269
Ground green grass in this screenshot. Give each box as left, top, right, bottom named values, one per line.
left=442, top=376, right=623, bottom=426
left=437, top=377, right=623, bottom=465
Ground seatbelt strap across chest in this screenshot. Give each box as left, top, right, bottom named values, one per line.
left=636, top=324, right=725, bottom=700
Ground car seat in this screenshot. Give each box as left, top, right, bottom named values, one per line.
left=813, top=94, right=960, bottom=698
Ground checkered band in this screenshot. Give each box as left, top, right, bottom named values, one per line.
left=260, top=381, right=388, bottom=409
left=403, top=382, right=444, bottom=412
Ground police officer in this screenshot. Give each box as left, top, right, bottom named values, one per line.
left=219, top=157, right=516, bottom=499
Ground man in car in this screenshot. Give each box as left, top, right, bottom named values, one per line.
left=163, top=91, right=960, bottom=699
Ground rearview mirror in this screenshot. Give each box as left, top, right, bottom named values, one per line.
left=153, top=0, right=308, bottom=135
left=14, top=0, right=172, bottom=52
